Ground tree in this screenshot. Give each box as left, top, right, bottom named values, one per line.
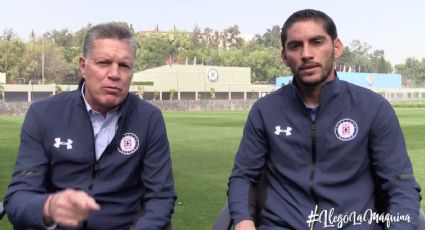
left=1, top=28, right=19, bottom=41
left=0, top=84, right=4, bottom=101
left=0, top=39, right=27, bottom=83
left=222, top=25, right=244, bottom=49
left=203, top=27, right=220, bottom=49
left=220, top=49, right=247, bottom=67
left=369, top=50, right=392, bottom=73
left=395, top=58, right=425, bottom=87
left=168, top=30, right=192, bottom=65
left=169, top=88, right=176, bottom=100
left=209, top=87, right=216, bottom=99
left=247, top=47, right=290, bottom=83
left=48, top=28, right=74, bottom=47
left=253, top=25, right=281, bottom=49
left=135, top=34, right=174, bottom=70
left=55, top=84, right=63, bottom=94
left=73, top=24, right=91, bottom=47
left=350, top=40, right=371, bottom=56
left=190, top=24, right=203, bottom=49
left=24, top=37, right=68, bottom=84
left=0, top=23, right=402, bottom=86
left=137, top=86, right=144, bottom=99
left=63, top=25, right=91, bottom=83
left=153, top=91, right=160, bottom=100
left=337, top=40, right=393, bottom=73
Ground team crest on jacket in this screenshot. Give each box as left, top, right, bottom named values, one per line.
left=118, top=133, right=140, bottom=155
left=334, top=118, right=358, bottom=141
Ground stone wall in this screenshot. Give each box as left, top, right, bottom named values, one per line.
left=149, top=99, right=256, bottom=111
left=0, top=102, right=31, bottom=116
left=0, top=99, right=256, bottom=116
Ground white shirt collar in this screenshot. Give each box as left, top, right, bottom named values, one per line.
left=81, top=82, right=94, bottom=113
left=81, top=82, right=120, bottom=115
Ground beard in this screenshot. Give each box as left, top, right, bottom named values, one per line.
left=291, top=53, right=335, bottom=88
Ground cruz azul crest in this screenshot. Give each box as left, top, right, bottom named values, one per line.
left=334, top=118, right=358, bottom=141
left=118, top=133, right=140, bottom=155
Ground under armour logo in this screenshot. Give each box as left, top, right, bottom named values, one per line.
left=274, top=126, right=292, bottom=136
left=54, top=138, right=73, bottom=149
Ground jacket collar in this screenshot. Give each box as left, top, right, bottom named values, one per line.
left=76, top=79, right=133, bottom=117
left=290, top=72, right=342, bottom=106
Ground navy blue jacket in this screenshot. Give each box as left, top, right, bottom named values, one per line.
left=5, top=84, right=176, bottom=229
left=228, top=77, right=421, bottom=229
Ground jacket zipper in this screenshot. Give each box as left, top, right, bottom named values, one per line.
left=87, top=115, right=99, bottom=194
left=309, top=122, right=319, bottom=229
left=87, top=115, right=122, bottom=193
left=88, top=160, right=98, bottom=191
left=83, top=114, right=99, bottom=230
left=87, top=115, right=123, bottom=193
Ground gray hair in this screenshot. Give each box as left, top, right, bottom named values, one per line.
left=83, top=22, right=137, bottom=58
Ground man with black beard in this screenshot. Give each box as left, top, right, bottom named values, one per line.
left=228, top=9, right=420, bottom=230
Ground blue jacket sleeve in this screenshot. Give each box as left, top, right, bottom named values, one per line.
left=369, top=100, right=421, bottom=229
left=4, top=104, right=51, bottom=228
left=133, top=110, right=177, bottom=230
left=228, top=104, right=268, bottom=225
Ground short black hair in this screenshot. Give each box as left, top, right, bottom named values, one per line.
left=281, top=9, right=338, bottom=51
left=83, top=22, right=136, bottom=58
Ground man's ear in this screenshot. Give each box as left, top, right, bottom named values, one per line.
left=334, top=38, right=343, bottom=59
left=281, top=50, right=289, bottom=66
left=79, top=57, right=87, bottom=79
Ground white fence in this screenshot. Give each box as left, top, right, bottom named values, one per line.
left=374, top=88, right=425, bottom=102
left=1, top=83, right=425, bottom=103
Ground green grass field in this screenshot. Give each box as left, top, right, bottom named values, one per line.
left=0, top=109, right=424, bottom=229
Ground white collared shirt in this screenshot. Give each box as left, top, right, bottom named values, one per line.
left=81, top=83, right=120, bottom=160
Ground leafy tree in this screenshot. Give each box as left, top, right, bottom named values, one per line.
left=135, top=34, right=174, bottom=70
left=0, top=23, right=410, bottom=86
left=0, top=39, right=27, bottom=83
left=73, top=24, right=91, bottom=48
left=349, top=40, right=371, bottom=56
left=47, top=28, right=74, bottom=47
left=395, top=58, right=425, bottom=87
left=203, top=27, right=220, bottom=49
left=247, top=47, right=290, bottom=82
left=169, top=88, right=176, bottom=100
left=253, top=25, right=281, bottom=49
left=337, top=40, right=392, bottom=73
left=1, top=28, right=19, bottom=41
left=220, top=49, right=247, bottom=67
left=0, top=84, right=4, bottom=101
left=337, top=47, right=368, bottom=72
left=190, top=24, right=203, bottom=49
left=369, top=50, right=392, bottom=73
left=24, top=37, right=68, bottom=84
left=222, top=25, right=244, bottom=49
left=168, top=30, right=192, bottom=64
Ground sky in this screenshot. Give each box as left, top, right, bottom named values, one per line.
left=1, top=0, right=424, bottom=65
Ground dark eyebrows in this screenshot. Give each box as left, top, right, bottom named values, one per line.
left=285, top=35, right=329, bottom=48
left=309, top=35, right=328, bottom=42
left=286, top=40, right=302, bottom=48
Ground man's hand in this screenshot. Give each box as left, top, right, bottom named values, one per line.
left=43, top=189, right=100, bottom=227
left=235, top=220, right=256, bottom=230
